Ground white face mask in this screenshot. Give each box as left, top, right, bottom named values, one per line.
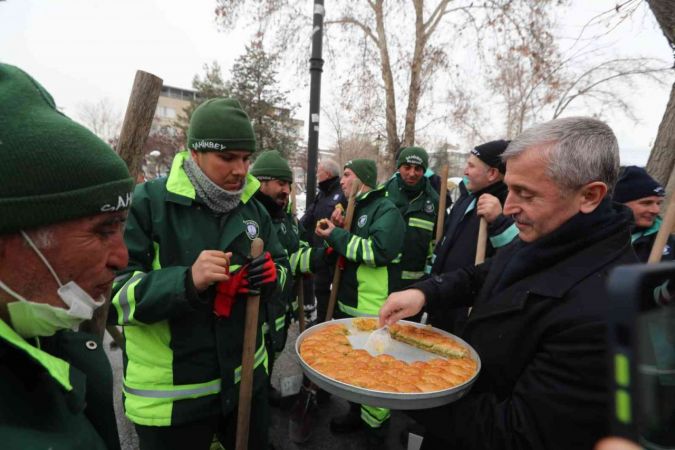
left=0, top=231, right=104, bottom=338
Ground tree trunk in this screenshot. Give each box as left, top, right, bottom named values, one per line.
left=116, top=71, right=164, bottom=179
left=646, top=0, right=675, bottom=46
left=647, top=82, right=675, bottom=191
left=373, top=0, right=399, bottom=177
left=402, top=0, right=426, bottom=149
left=645, top=0, right=675, bottom=195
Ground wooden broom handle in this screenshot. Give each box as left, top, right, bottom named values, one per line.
left=435, top=165, right=450, bottom=244
left=325, top=180, right=361, bottom=321
left=235, top=238, right=264, bottom=450
left=475, top=217, right=488, bottom=265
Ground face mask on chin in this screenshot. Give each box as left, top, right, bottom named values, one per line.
left=0, top=231, right=104, bottom=338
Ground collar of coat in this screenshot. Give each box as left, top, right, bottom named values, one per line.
left=469, top=201, right=633, bottom=322
left=0, top=319, right=87, bottom=407
left=631, top=216, right=661, bottom=242
left=318, top=176, right=340, bottom=193
left=165, top=151, right=260, bottom=206
left=355, top=183, right=385, bottom=204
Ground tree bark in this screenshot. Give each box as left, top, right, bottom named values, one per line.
left=646, top=82, right=675, bottom=188
left=116, top=71, right=164, bottom=180
left=646, top=0, right=675, bottom=47
left=402, top=0, right=426, bottom=149
left=645, top=0, right=675, bottom=198
left=372, top=0, right=400, bottom=177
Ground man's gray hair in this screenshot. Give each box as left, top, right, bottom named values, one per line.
left=502, top=117, right=620, bottom=194
left=319, top=158, right=341, bottom=178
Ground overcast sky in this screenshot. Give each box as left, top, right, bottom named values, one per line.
left=1, top=0, right=672, bottom=166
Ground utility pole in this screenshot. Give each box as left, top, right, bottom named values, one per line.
left=305, top=0, right=324, bottom=207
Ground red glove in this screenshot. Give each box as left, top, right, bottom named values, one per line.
left=214, top=268, right=248, bottom=317
left=246, top=251, right=277, bottom=295
left=337, top=255, right=346, bottom=271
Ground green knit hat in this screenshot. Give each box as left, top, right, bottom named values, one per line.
left=344, top=159, right=377, bottom=188
left=397, top=146, right=429, bottom=171
left=250, top=150, right=293, bottom=182
left=0, top=64, right=133, bottom=234
left=187, top=98, right=256, bottom=152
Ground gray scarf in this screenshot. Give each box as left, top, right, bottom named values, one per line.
left=183, top=158, right=245, bottom=214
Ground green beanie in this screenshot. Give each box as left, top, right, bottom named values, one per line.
left=344, top=159, right=377, bottom=188
left=187, top=98, right=256, bottom=152
left=397, top=146, right=429, bottom=171
left=0, top=64, right=134, bottom=234
left=250, top=150, right=293, bottom=182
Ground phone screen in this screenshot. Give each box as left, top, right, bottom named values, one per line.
left=635, top=306, right=675, bottom=448
left=608, top=263, right=675, bottom=449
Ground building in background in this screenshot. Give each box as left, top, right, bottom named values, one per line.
left=155, top=85, right=199, bottom=129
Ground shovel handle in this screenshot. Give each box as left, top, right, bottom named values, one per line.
left=235, top=238, right=264, bottom=450
left=325, top=181, right=361, bottom=321
left=475, top=218, right=488, bottom=265
left=435, top=165, right=449, bottom=244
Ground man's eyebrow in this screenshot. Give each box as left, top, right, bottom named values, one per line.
left=507, top=182, right=530, bottom=192
left=98, top=215, right=127, bottom=227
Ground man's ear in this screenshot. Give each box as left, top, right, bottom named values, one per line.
left=579, top=182, right=608, bottom=213
left=487, top=167, right=501, bottom=183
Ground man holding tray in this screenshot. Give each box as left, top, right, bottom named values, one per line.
left=379, top=117, right=638, bottom=450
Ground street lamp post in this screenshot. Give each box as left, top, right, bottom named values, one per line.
left=305, top=0, right=325, bottom=208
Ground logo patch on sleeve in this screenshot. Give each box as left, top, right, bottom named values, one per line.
left=357, top=215, right=368, bottom=228
left=244, top=220, right=259, bottom=240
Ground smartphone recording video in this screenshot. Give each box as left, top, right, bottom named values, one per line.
left=607, top=263, right=675, bottom=449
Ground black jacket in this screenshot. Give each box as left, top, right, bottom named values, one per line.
left=431, top=181, right=512, bottom=275
left=412, top=200, right=637, bottom=450
left=300, top=176, right=346, bottom=246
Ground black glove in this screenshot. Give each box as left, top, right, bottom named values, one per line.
left=247, top=251, right=277, bottom=295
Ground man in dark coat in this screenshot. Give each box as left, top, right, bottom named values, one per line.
left=380, top=116, right=638, bottom=450
left=430, top=140, right=517, bottom=332
left=613, top=165, right=675, bottom=262
left=432, top=140, right=516, bottom=275
left=300, top=159, right=346, bottom=322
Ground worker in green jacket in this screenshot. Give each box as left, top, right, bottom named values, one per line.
left=313, top=159, right=405, bottom=449
left=384, top=147, right=439, bottom=289
left=0, top=63, right=132, bottom=450
left=249, top=150, right=302, bottom=404
left=110, top=99, right=289, bottom=450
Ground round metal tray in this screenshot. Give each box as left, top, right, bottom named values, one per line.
left=294, top=318, right=481, bottom=410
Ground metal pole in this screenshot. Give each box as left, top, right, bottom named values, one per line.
left=305, top=0, right=325, bottom=207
